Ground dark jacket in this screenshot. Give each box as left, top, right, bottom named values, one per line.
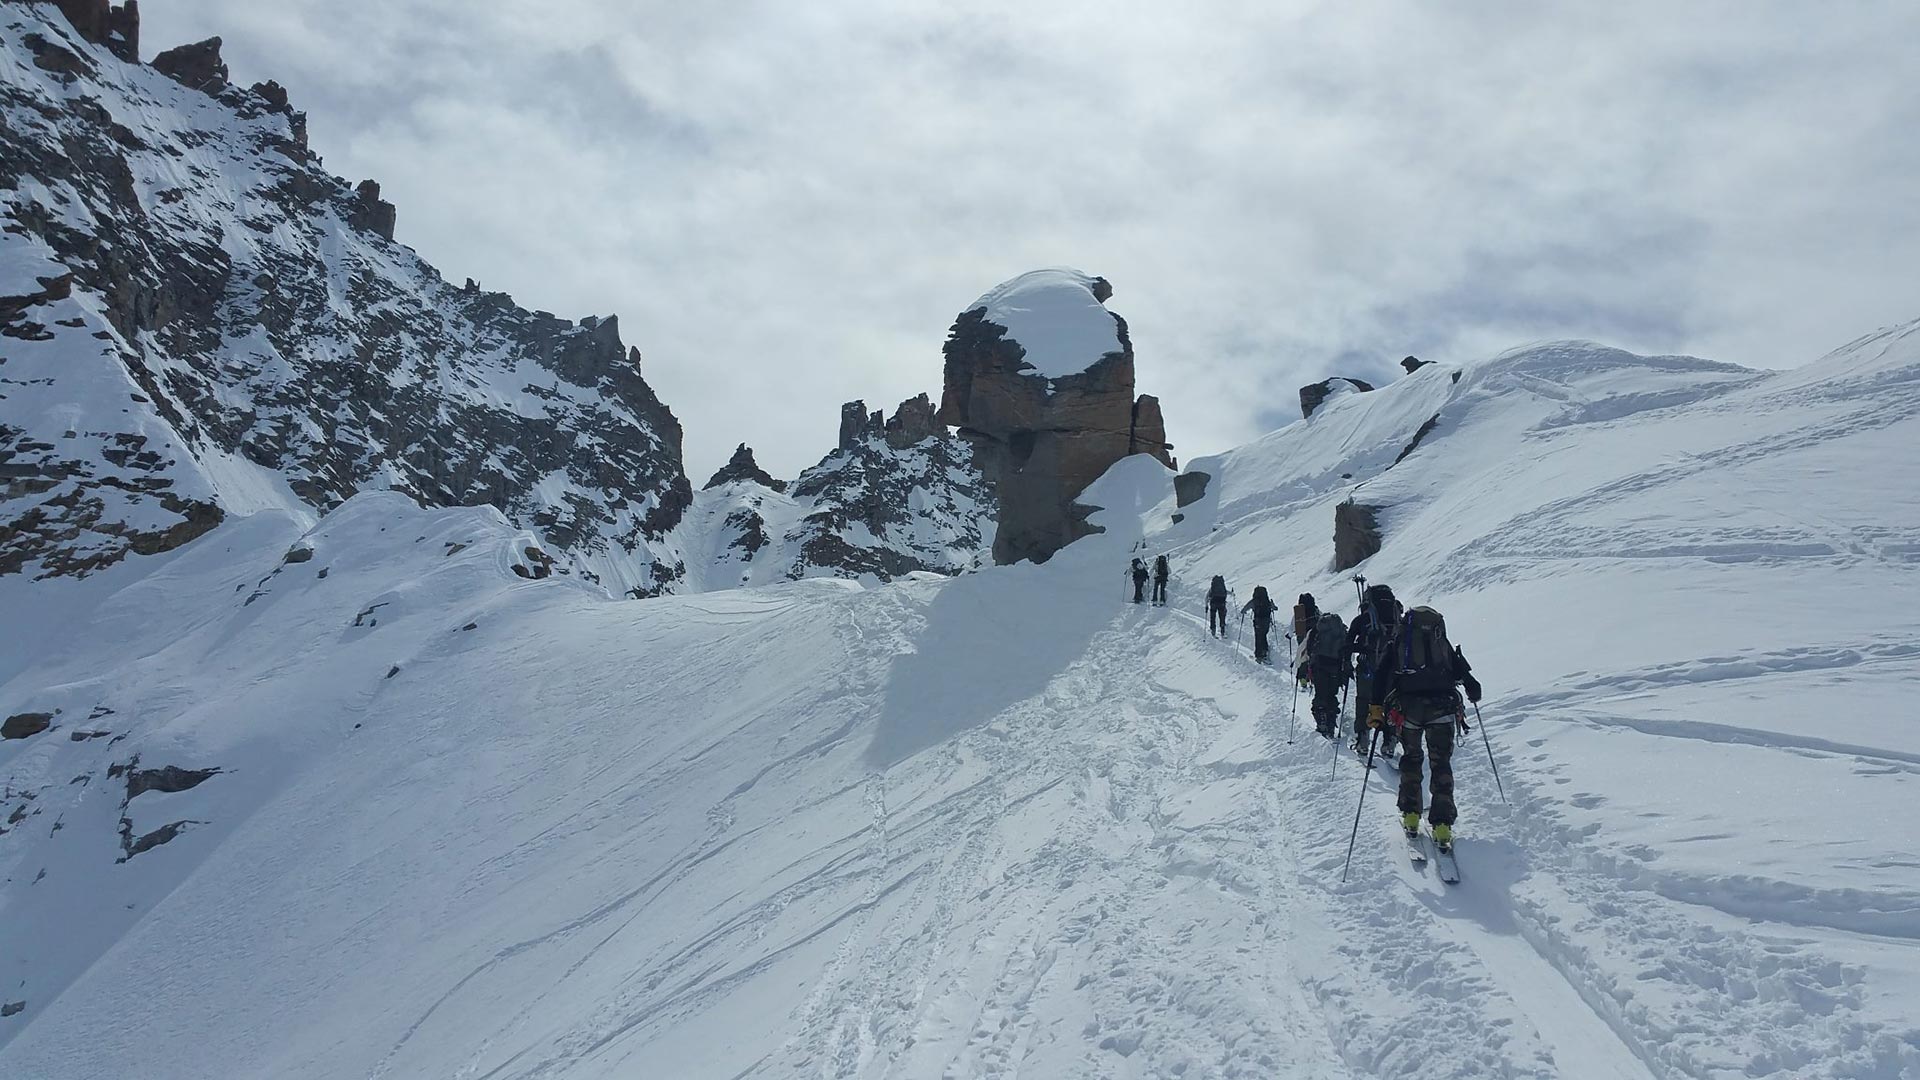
left=1241, top=595, right=1278, bottom=626
left=1153, top=556, right=1169, bottom=582
left=1367, top=629, right=1483, bottom=724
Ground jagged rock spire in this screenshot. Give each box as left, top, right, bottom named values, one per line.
left=704, top=444, right=786, bottom=492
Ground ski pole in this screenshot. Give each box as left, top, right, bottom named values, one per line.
left=1340, top=726, right=1381, bottom=882
left=1288, top=669, right=1300, bottom=745
left=1471, top=701, right=1507, bottom=805
left=1351, top=573, right=1366, bottom=607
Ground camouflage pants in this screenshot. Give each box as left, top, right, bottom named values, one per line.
left=1394, top=692, right=1463, bottom=826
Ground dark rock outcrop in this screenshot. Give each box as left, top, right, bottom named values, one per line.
left=938, top=271, right=1173, bottom=565
left=347, top=179, right=396, bottom=241
left=1131, top=393, right=1172, bottom=466
left=1300, top=377, right=1376, bottom=419
left=1391, top=412, right=1442, bottom=467
left=704, top=444, right=786, bottom=492
left=126, top=764, right=218, bottom=799
left=1333, top=501, right=1383, bottom=571
left=1402, top=355, right=1431, bottom=374
left=151, top=36, right=227, bottom=94
left=882, top=393, right=939, bottom=450
left=1174, top=471, right=1210, bottom=508
left=54, top=0, right=139, bottom=63
left=838, top=401, right=879, bottom=452
left=3, top=712, right=54, bottom=739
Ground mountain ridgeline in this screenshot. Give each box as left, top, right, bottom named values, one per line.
left=2, top=2, right=1190, bottom=596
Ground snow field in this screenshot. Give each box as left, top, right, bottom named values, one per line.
left=3, top=324, right=1919, bottom=1077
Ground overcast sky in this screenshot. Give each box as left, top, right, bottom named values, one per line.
left=145, top=1, right=1920, bottom=482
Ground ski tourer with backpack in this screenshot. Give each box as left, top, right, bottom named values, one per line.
left=1365, top=604, right=1482, bottom=881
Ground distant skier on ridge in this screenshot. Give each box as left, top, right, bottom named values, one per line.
left=1241, top=586, right=1279, bottom=663
left=1365, top=604, right=1483, bottom=850
left=1152, top=554, right=1170, bottom=606
left=1206, top=575, right=1230, bottom=636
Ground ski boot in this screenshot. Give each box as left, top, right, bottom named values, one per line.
left=1431, top=823, right=1453, bottom=851
left=1401, top=811, right=1421, bottom=839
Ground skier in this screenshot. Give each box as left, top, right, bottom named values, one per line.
left=1292, top=592, right=1318, bottom=643
left=1346, top=583, right=1402, bottom=759
left=1241, top=586, right=1279, bottom=663
left=1152, top=554, right=1170, bottom=606
left=1206, top=575, right=1229, bottom=636
left=1129, top=558, right=1149, bottom=604
left=1365, top=605, right=1482, bottom=849
left=1297, top=595, right=1348, bottom=739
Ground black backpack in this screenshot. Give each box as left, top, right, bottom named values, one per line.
left=1310, top=611, right=1347, bottom=659
left=1394, top=606, right=1456, bottom=694
left=1154, top=555, right=1168, bottom=579
left=1209, top=575, right=1227, bottom=599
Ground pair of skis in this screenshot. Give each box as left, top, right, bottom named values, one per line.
left=1405, top=826, right=1460, bottom=884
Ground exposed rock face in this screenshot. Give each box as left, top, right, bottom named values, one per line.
left=1300, top=377, right=1376, bottom=419
left=838, top=400, right=880, bottom=451
left=126, top=764, right=217, bottom=799
left=347, top=179, right=396, bottom=241
left=1174, top=471, right=1211, bottom=508
left=151, top=36, right=226, bottom=93
left=687, top=396, right=995, bottom=588
left=1402, top=355, right=1431, bottom=374
left=938, top=270, right=1173, bottom=565
left=704, top=444, right=785, bottom=492
left=1131, top=393, right=1172, bottom=468
left=54, top=0, right=138, bottom=63
left=883, top=392, right=939, bottom=450
left=0, top=5, right=693, bottom=594
left=3, top=712, right=54, bottom=739
left=1333, top=501, right=1383, bottom=571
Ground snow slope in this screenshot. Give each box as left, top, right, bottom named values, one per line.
left=2, top=320, right=1918, bottom=1078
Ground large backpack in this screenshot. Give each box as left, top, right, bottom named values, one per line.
left=1394, top=606, right=1456, bottom=694
left=1310, top=611, right=1347, bottom=659
left=1208, top=575, right=1227, bottom=599
left=1154, top=555, right=1168, bottom=579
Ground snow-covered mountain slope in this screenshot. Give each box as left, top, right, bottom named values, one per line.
left=1, top=6, right=1000, bottom=599
left=5, top=315, right=1916, bottom=1078
left=0, top=6, right=700, bottom=595
left=680, top=428, right=994, bottom=592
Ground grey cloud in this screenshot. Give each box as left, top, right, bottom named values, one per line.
left=140, top=1, right=1920, bottom=480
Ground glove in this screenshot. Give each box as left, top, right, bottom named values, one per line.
left=1367, top=704, right=1386, bottom=729
left=1463, top=674, right=1482, bottom=704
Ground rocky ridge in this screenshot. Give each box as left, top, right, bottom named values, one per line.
left=685, top=395, right=995, bottom=590
left=0, top=4, right=1003, bottom=596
